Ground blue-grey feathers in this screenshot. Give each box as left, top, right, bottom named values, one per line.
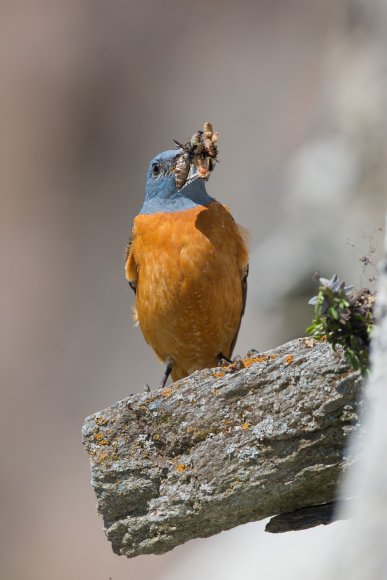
left=140, top=150, right=213, bottom=214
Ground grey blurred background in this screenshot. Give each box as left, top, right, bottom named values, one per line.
left=1, top=1, right=385, bottom=579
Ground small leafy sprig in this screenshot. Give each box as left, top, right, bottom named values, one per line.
left=307, top=274, right=375, bottom=374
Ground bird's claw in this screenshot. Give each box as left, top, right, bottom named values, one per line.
left=217, top=354, right=244, bottom=373
left=246, top=348, right=260, bottom=358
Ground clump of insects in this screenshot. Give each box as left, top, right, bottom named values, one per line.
left=173, top=121, right=219, bottom=190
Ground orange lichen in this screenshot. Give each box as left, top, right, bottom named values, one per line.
left=176, top=463, right=187, bottom=472
left=241, top=422, right=250, bottom=430
left=223, top=418, right=234, bottom=426
left=212, top=370, right=226, bottom=378
left=95, top=451, right=110, bottom=462
left=285, top=354, right=293, bottom=364
left=243, top=355, right=272, bottom=368
left=161, top=386, right=173, bottom=398
left=95, top=416, right=108, bottom=426
left=93, top=430, right=110, bottom=446
left=89, top=435, right=119, bottom=463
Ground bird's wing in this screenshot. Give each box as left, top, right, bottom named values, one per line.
left=125, top=228, right=137, bottom=294
left=229, top=263, right=249, bottom=357
left=217, top=207, right=249, bottom=359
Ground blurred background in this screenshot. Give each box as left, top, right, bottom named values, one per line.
left=1, top=1, right=386, bottom=578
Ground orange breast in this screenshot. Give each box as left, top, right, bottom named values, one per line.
left=127, top=201, right=248, bottom=380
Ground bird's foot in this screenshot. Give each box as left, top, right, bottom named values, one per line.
left=217, top=355, right=232, bottom=368
left=159, top=359, right=173, bottom=389
left=228, top=355, right=244, bottom=372
left=217, top=354, right=244, bottom=373
left=246, top=348, right=260, bottom=358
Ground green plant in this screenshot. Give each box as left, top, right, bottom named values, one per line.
left=307, top=274, right=375, bottom=374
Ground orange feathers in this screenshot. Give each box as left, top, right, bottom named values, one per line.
left=126, top=201, right=248, bottom=381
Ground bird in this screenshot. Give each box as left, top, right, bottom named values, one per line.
left=125, top=135, right=249, bottom=388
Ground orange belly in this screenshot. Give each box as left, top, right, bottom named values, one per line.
left=127, top=201, right=248, bottom=380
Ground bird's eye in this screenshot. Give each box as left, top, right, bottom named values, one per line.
left=152, top=162, right=160, bottom=176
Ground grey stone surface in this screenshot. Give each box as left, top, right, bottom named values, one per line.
left=82, top=339, right=363, bottom=558
left=265, top=499, right=354, bottom=533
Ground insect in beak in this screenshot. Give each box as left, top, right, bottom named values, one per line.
left=173, top=151, right=211, bottom=190
left=172, top=122, right=219, bottom=190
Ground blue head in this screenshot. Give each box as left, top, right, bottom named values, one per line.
left=140, top=149, right=214, bottom=214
